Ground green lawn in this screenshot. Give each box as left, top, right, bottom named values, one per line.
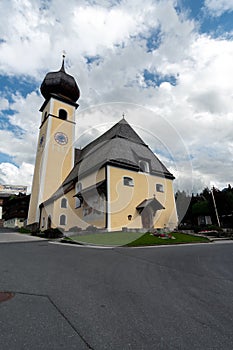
left=69, top=231, right=143, bottom=246
left=67, top=231, right=210, bottom=247
left=126, top=232, right=210, bottom=247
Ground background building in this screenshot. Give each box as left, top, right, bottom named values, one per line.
left=3, top=194, right=30, bottom=228
left=0, top=185, right=28, bottom=228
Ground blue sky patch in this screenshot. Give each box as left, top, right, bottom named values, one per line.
left=0, top=75, right=38, bottom=102
left=0, top=111, right=24, bottom=137
left=143, top=70, right=177, bottom=87
left=0, top=152, right=16, bottom=165
left=139, top=28, right=163, bottom=52
left=201, top=11, right=233, bottom=37
left=178, top=0, right=205, bottom=19
left=85, top=55, right=103, bottom=68
left=178, top=0, right=233, bottom=36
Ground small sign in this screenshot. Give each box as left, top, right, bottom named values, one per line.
left=0, top=184, right=27, bottom=194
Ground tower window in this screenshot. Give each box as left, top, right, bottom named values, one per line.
left=123, top=176, right=134, bottom=187
left=139, top=160, right=150, bottom=173
left=59, top=109, right=68, bottom=120
left=61, top=198, right=67, bottom=208
left=156, top=184, right=164, bottom=193
left=60, top=214, right=66, bottom=226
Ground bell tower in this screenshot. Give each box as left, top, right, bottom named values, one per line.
left=27, top=56, right=80, bottom=227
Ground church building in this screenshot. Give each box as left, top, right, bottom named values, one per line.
left=27, top=59, right=178, bottom=232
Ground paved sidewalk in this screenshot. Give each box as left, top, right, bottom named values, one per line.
left=0, top=230, right=45, bottom=243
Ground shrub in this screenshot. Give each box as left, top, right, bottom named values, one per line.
left=43, top=228, right=63, bottom=239
left=19, top=227, right=31, bottom=234
left=68, top=226, right=82, bottom=232
left=86, top=225, right=98, bottom=232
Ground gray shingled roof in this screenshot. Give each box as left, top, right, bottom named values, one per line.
left=65, top=118, right=173, bottom=183
left=79, top=117, right=145, bottom=159
left=43, top=118, right=174, bottom=204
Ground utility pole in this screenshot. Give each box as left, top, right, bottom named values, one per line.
left=211, top=187, right=221, bottom=227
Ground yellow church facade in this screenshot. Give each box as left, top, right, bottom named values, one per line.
left=27, top=59, right=178, bottom=232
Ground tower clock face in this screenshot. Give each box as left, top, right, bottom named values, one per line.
left=54, top=132, right=68, bottom=145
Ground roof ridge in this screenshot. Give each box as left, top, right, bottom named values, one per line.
left=80, top=118, right=146, bottom=157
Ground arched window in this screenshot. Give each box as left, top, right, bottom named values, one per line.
left=60, top=214, right=66, bottom=226
left=59, top=109, right=68, bottom=120
left=75, top=182, right=82, bottom=208
left=123, top=176, right=134, bottom=187
left=139, top=160, right=150, bottom=173
left=61, top=198, right=67, bottom=208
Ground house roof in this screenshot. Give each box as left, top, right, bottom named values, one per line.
left=42, top=118, right=174, bottom=205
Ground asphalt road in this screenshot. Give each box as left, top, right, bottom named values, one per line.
left=0, top=235, right=233, bottom=349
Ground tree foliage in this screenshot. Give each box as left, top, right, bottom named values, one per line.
left=176, top=184, right=233, bottom=228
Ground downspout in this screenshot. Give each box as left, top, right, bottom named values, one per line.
left=38, top=203, right=43, bottom=231
left=106, top=164, right=111, bottom=231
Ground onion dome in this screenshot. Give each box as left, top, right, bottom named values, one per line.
left=40, top=57, right=80, bottom=102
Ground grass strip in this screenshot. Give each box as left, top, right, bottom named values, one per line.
left=68, top=231, right=210, bottom=247
left=126, top=232, right=210, bottom=247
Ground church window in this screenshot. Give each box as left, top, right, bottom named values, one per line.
left=75, top=182, right=82, bottom=208
left=59, top=109, right=68, bottom=120
left=156, top=184, right=164, bottom=193
left=42, top=217, right=45, bottom=228
left=60, top=214, right=66, bottom=226
left=123, top=176, right=134, bottom=187
left=76, top=197, right=81, bottom=208
left=61, top=198, right=67, bottom=208
left=139, top=160, right=150, bottom=173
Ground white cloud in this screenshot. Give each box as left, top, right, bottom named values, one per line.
left=204, top=0, right=233, bottom=16
left=0, top=0, right=233, bottom=193
left=0, top=162, right=34, bottom=192
left=0, top=98, right=9, bottom=111
left=0, top=91, right=42, bottom=165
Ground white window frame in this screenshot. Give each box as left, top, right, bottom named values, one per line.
left=139, top=160, right=150, bottom=173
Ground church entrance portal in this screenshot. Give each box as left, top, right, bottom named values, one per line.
left=141, top=207, right=154, bottom=229
left=47, top=216, right=52, bottom=229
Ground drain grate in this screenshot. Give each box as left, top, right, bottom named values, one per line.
left=0, top=292, right=14, bottom=303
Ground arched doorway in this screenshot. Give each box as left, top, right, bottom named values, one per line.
left=141, top=206, right=154, bottom=229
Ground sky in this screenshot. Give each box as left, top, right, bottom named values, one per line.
left=0, top=0, right=233, bottom=194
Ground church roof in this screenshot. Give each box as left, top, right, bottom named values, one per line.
left=80, top=118, right=145, bottom=159
left=43, top=118, right=174, bottom=204
left=65, top=118, right=174, bottom=183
